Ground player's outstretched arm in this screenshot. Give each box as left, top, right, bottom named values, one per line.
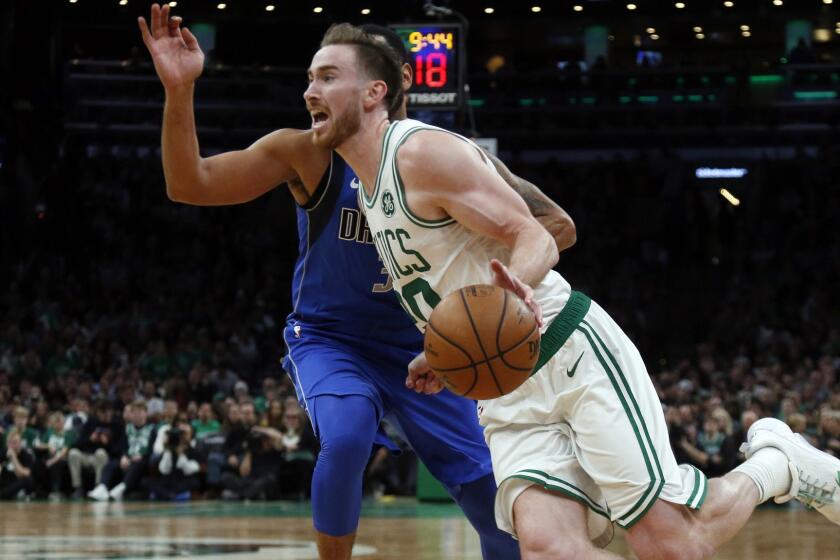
left=484, top=152, right=577, bottom=253
left=139, top=4, right=311, bottom=206
left=396, top=131, right=559, bottom=321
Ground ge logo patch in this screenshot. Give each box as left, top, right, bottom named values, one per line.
left=382, top=191, right=396, bottom=218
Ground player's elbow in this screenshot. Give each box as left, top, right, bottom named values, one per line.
left=165, top=182, right=188, bottom=203
left=557, top=214, right=577, bottom=251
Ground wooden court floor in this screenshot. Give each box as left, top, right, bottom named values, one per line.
left=0, top=499, right=838, bottom=559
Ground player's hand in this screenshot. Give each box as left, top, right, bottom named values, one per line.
left=120, top=456, right=130, bottom=470
left=406, top=352, right=445, bottom=395
left=490, top=259, right=543, bottom=327
left=138, top=3, right=205, bottom=91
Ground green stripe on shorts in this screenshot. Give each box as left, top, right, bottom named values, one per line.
left=506, top=469, right=611, bottom=519
left=576, top=321, right=665, bottom=528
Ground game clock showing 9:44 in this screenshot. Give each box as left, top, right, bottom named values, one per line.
left=390, top=24, right=463, bottom=110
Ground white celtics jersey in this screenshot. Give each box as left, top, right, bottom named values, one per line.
left=359, top=119, right=572, bottom=332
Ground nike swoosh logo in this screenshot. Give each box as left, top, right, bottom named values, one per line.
left=350, top=177, right=360, bottom=190
left=567, top=352, right=584, bottom=377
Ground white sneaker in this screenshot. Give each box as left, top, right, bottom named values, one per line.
left=87, top=483, right=110, bottom=502
left=743, top=417, right=840, bottom=525
left=109, top=482, right=126, bottom=501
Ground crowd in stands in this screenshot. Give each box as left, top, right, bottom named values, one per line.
left=2, top=102, right=839, bottom=501
left=0, top=373, right=318, bottom=501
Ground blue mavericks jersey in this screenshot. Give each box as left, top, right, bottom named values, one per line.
left=287, top=152, right=422, bottom=350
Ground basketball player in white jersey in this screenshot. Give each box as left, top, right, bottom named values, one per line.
left=305, top=23, right=840, bottom=559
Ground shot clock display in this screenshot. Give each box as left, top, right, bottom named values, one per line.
left=390, top=24, right=463, bottom=110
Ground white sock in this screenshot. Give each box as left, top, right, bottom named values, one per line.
left=733, top=447, right=792, bottom=503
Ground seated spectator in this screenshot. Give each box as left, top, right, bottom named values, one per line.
left=817, top=409, right=840, bottom=457
left=191, top=402, right=220, bottom=440
left=787, top=412, right=814, bottom=445
left=30, top=400, right=50, bottom=434
left=259, top=404, right=317, bottom=499
left=35, top=411, right=75, bottom=499
left=221, top=428, right=283, bottom=501
left=151, top=399, right=179, bottom=459
left=233, top=381, right=250, bottom=404
left=260, top=399, right=284, bottom=430
left=68, top=401, right=124, bottom=499
left=4, top=407, right=38, bottom=451
left=680, top=414, right=738, bottom=477
left=89, top=400, right=155, bottom=501
left=0, top=429, right=35, bottom=500
left=206, top=401, right=243, bottom=490
left=63, top=398, right=89, bottom=437
left=142, top=381, right=165, bottom=422
left=143, top=422, right=201, bottom=501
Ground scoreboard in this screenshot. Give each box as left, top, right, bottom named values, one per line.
left=390, top=23, right=464, bottom=110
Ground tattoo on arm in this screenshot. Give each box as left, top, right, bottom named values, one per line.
left=510, top=178, right=551, bottom=216
left=484, top=151, right=553, bottom=216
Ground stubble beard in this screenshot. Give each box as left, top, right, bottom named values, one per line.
left=312, top=105, right=362, bottom=150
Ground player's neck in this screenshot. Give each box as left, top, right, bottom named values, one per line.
left=335, top=115, right=391, bottom=197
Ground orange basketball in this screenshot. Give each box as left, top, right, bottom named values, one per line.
left=424, top=284, right=541, bottom=400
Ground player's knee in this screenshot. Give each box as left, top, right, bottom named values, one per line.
left=629, top=529, right=714, bottom=560
left=517, top=525, right=591, bottom=560
left=319, top=430, right=369, bottom=470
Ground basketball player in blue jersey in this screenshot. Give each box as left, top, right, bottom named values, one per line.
left=139, top=5, right=576, bottom=559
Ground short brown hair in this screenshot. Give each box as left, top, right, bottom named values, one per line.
left=131, top=400, right=147, bottom=411
left=320, top=23, right=404, bottom=115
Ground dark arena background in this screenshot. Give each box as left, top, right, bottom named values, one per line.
left=1, top=0, right=840, bottom=558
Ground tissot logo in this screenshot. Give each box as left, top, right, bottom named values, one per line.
left=0, top=536, right=377, bottom=559
left=408, top=92, right=458, bottom=105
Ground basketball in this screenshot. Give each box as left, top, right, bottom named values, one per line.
left=424, top=284, right=541, bottom=400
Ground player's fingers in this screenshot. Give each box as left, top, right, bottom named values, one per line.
left=168, top=15, right=182, bottom=38
left=181, top=26, right=200, bottom=51
left=527, top=297, right=543, bottom=327
left=138, top=17, right=153, bottom=48
left=490, top=259, right=516, bottom=291
left=159, top=4, right=171, bottom=39
left=423, top=376, right=444, bottom=395
left=151, top=3, right=163, bottom=38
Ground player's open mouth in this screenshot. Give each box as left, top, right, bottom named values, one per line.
left=311, top=111, right=329, bottom=130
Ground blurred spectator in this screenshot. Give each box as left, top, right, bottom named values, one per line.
left=35, top=411, right=75, bottom=499
left=221, top=427, right=283, bottom=501
left=5, top=407, right=38, bottom=451
left=260, top=399, right=284, bottom=430
left=191, top=402, right=220, bottom=440
left=64, top=398, right=89, bottom=436
left=89, top=400, right=155, bottom=501
left=206, top=401, right=243, bottom=489
left=233, top=381, right=250, bottom=404
left=254, top=404, right=316, bottom=499
left=0, top=430, right=36, bottom=500
left=143, top=422, right=201, bottom=501
left=151, top=399, right=179, bottom=458
left=142, top=381, right=165, bottom=421
left=67, top=401, right=124, bottom=498
left=817, top=410, right=840, bottom=457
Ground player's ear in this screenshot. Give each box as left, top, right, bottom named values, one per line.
left=401, top=62, right=412, bottom=91
left=364, top=80, right=388, bottom=110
